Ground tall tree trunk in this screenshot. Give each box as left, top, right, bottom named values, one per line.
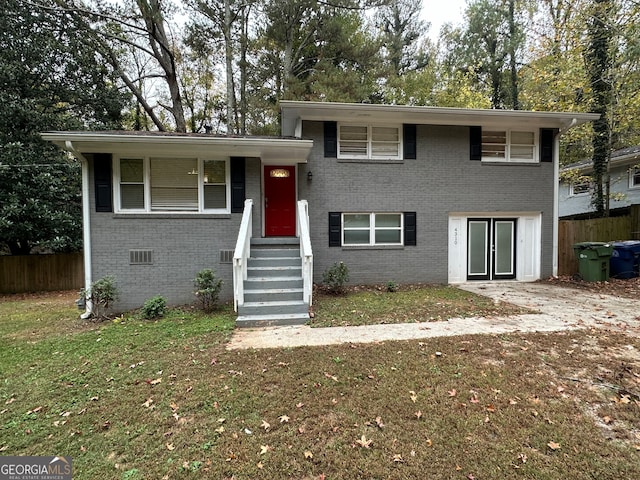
left=136, top=0, right=187, bottom=132
left=586, top=0, right=613, bottom=217
left=238, top=4, right=249, bottom=135
left=224, top=0, right=237, bottom=134
left=507, top=0, right=519, bottom=109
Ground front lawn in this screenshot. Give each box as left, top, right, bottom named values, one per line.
left=1, top=291, right=638, bottom=479
left=311, top=284, right=531, bottom=327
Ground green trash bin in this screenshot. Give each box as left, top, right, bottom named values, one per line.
left=573, top=242, right=613, bottom=281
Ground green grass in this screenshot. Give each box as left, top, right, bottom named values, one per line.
left=1, top=290, right=639, bottom=479
left=311, top=284, right=531, bottom=327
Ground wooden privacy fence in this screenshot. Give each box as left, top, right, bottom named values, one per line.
left=558, top=216, right=633, bottom=276
left=0, top=252, right=84, bottom=294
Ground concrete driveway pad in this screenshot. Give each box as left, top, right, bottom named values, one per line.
left=227, top=282, right=640, bottom=350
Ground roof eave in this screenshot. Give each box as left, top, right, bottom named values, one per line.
left=280, top=100, right=600, bottom=132
left=40, top=132, right=314, bottom=164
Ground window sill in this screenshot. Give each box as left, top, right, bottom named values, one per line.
left=480, top=160, right=540, bottom=166
left=337, top=158, right=404, bottom=164
left=113, top=213, right=232, bottom=219
left=341, top=245, right=405, bottom=250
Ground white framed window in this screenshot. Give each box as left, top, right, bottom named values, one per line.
left=629, top=166, right=640, bottom=189
left=338, top=124, right=401, bottom=160
left=482, top=130, right=538, bottom=163
left=115, top=157, right=230, bottom=213
left=342, top=213, right=403, bottom=246
left=569, top=179, right=591, bottom=196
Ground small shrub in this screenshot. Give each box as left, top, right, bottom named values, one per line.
left=322, top=261, right=349, bottom=294
left=80, top=275, right=118, bottom=319
left=386, top=281, right=399, bottom=293
left=195, top=268, right=223, bottom=312
left=142, top=295, right=166, bottom=319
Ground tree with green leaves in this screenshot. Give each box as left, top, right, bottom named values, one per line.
left=0, top=0, right=125, bottom=255
left=585, top=0, right=614, bottom=216
left=440, top=0, right=529, bottom=109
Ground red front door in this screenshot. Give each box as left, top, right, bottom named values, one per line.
left=264, top=165, right=296, bottom=236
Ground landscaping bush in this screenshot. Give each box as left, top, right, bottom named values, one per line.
left=386, top=280, right=399, bottom=292
left=194, top=268, right=223, bottom=312
left=322, top=261, right=349, bottom=294
left=142, top=295, right=166, bottom=319
left=80, top=275, right=118, bottom=319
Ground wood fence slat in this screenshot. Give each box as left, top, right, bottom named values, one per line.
left=0, top=252, right=84, bottom=294
left=558, top=216, right=632, bottom=276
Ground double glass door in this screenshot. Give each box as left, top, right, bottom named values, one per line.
left=467, top=219, right=517, bottom=280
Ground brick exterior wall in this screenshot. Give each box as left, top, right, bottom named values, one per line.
left=297, top=121, right=555, bottom=285
left=87, top=155, right=262, bottom=312
left=85, top=121, right=555, bottom=311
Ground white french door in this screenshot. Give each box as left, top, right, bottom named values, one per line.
left=467, top=218, right=517, bottom=280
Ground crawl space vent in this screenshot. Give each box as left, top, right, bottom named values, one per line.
left=219, top=250, right=234, bottom=264
left=129, top=249, right=154, bottom=265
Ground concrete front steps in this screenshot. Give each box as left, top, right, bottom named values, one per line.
left=236, top=237, right=310, bottom=327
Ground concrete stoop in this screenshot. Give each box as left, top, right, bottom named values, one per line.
left=236, top=238, right=310, bottom=327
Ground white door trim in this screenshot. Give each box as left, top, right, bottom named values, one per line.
left=448, top=213, right=541, bottom=283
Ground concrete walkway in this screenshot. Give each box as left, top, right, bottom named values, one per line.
left=226, top=282, right=640, bottom=350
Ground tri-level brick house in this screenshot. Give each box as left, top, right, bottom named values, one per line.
left=43, top=101, right=597, bottom=325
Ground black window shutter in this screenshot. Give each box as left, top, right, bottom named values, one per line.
left=328, top=212, right=341, bottom=247
left=324, top=121, right=337, bottom=158
left=94, top=153, right=113, bottom=212
left=540, top=128, right=556, bottom=163
left=470, top=126, right=482, bottom=161
left=404, top=212, right=417, bottom=246
left=230, top=157, right=246, bottom=213
left=403, top=124, right=417, bottom=160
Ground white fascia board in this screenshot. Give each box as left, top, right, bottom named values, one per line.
left=280, top=100, right=600, bottom=132
left=41, top=133, right=313, bottom=163
left=561, top=151, right=640, bottom=175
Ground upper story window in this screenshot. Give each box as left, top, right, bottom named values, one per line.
left=629, top=166, right=640, bottom=188
left=569, top=179, right=591, bottom=196
left=482, top=130, right=537, bottom=163
left=115, top=157, right=230, bottom=213
left=338, top=124, right=401, bottom=160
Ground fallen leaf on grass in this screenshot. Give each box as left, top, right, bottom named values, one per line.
left=261, top=420, right=271, bottom=431
left=166, top=443, right=175, bottom=451
left=296, top=402, right=305, bottom=409
left=149, top=378, right=162, bottom=385
left=409, top=391, right=418, bottom=403
left=414, top=411, right=422, bottom=419
left=356, top=435, right=372, bottom=448
left=392, top=454, right=404, bottom=463
left=142, top=398, right=154, bottom=408
left=547, top=441, right=561, bottom=450
left=324, top=372, right=338, bottom=382
left=259, top=445, right=271, bottom=455
left=279, top=415, right=290, bottom=423
left=486, top=404, right=496, bottom=413
left=426, top=439, right=433, bottom=447
left=304, top=450, right=313, bottom=459
left=375, top=416, right=384, bottom=428
left=448, top=389, right=457, bottom=397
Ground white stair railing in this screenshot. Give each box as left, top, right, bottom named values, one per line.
left=233, top=199, right=253, bottom=311
left=297, top=200, right=314, bottom=307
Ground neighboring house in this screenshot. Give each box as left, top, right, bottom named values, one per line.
left=43, top=102, right=597, bottom=325
left=559, top=146, right=640, bottom=218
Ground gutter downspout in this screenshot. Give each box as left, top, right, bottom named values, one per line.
left=64, top=141, right=93, bottom=319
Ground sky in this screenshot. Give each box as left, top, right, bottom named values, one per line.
left=421, top=0, right=467, bottom=41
